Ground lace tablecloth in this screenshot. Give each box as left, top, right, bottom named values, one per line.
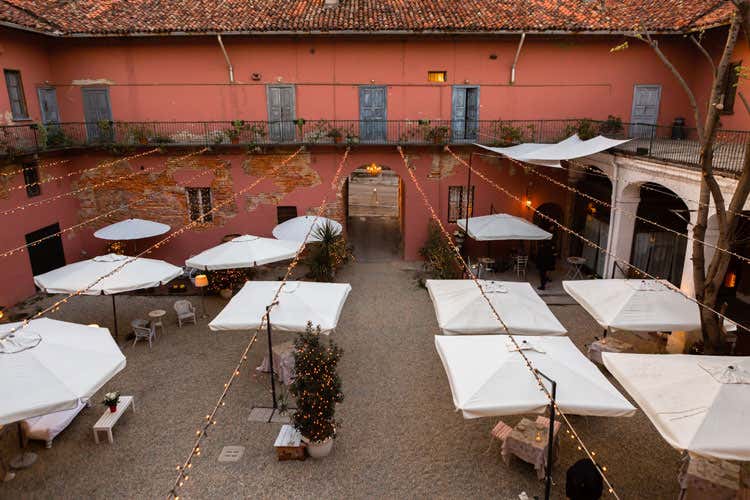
left=501, top=418, right=550, bottom=480
left=257, top=341, right=296, bottom=385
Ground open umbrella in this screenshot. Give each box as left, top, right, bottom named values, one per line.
left=185, top=235, right=302, bottom=270
left=603, top=353, right=750, bottom=461
left=456, top=213, right=552, bottom=241
left=272, top=216, right=343, bottom=243
left=426, top=279, right=566, bottom=336
left=34, top=254, right=183, bottom=336
left=94, top=218, right=170, bottom=240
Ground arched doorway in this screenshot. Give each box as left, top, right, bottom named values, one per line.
left=345, top=164, right=404, bottom=261
left=631, top=182, right=689, bottom=286
left=571, top=167, right=612, bottom=277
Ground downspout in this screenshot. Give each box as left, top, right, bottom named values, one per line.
left=216, top=34, right=235, bottom=83
left=510, top=32, right=526, bottom=84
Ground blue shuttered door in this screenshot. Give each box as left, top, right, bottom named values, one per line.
left=452, top=86, right=479, bottom=141
left=359, top=86, right=387, bottom=142
left=38, top=88, right=60, bottom=124
left=82, top=88, right=113, bottom=142
left=267, top=85, right=295, bottom=142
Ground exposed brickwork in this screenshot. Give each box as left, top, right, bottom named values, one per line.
left=242, top=151, right=319, bottom=213
left=75, top=155, right=237, bottom=231
left=429, top=152, right=460, bottom=179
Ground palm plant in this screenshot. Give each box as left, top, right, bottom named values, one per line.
left=305, top=221, right=352, bottom=282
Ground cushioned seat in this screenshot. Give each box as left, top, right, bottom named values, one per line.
left=22, top=399, right=86, bottom=448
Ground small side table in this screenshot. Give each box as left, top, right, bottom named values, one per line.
left=148, top=309, right=167, bottom=334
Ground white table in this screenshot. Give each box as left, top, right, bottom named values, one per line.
left=93, top=396, right=135, bottom=444
left=148, top=309, right=166, bottom=334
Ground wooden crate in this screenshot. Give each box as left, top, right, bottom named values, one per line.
left=274, top=425, right=306, bottom=461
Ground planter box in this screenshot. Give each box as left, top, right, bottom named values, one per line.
left=274, top=424, right=306, bottom=461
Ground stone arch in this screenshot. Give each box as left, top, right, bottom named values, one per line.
left=570, top=165, right=613, bottom=276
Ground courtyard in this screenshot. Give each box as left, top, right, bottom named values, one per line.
left=1, top=261, right=680, bottom=499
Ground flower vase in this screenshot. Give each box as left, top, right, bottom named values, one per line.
left=108, top=404, right=117, bottom=413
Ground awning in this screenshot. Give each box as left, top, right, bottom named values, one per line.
left=435, top=335, right=636, bottom=419
left=604, top=353, right=750, bottom=461
left=426, top=279, right=566, bottom=336
left=456, top=213, right=552, bottom=241
left=475, top=134, right=631, bottom=168
left=94, top=218, right=170, bottom=240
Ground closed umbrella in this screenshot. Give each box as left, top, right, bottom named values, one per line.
left=185, top=235, right=302, bottom=270
left=456, top=213, right=552, bottom=241
left=94, top=218, right=170, bottom=240
left=34, top=254, right=183, bottom=336
left=603, top=353, right=750, bottom=461
left=272, top=216, right=342, bottom=243
left=426, top=279, right=566, bottom=336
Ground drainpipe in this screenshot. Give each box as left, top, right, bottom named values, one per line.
left=217, top=34, right=235, bottom=83
left=510, top=32, right=526, bottom=85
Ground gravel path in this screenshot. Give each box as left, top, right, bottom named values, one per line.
left=0, top=262, right=681, bottom=499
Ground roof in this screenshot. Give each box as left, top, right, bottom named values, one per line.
left=0, top=0, right=733, bottom=37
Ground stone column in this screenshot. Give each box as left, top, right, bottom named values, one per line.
left=607, top=185, right=641, bottom=278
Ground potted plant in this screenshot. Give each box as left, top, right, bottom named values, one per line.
left=102, top=391, right=120, bottom=413
left=225, top=120, right=247, bottom=144
left=426, top=125, right=449, bottom=144
left=304, top=222, right=353, bottom=282
left=290, top=322, right=343, bottom=458
left=129, top=125, right=151, bottom=145
left=327, top=127, right=343, bottom=144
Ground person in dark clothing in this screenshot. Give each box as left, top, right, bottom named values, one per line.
left=536, top=239, right=556, bottom=290
left=566, top=459, right=603, bottom=499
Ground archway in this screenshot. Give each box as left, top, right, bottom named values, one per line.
left=570, top=166, right=612, bottom=277
left=344, top=164, right=404, bottom=261
left=630, top=182, right=689, bottom=286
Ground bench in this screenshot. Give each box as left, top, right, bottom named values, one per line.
left=93, top=396, right=135, bottom=444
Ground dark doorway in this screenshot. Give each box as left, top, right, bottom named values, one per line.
left=346, top=165, right=403, bottom=261
left=571, top=167, right=612, bottom=277
left=26, top=223, right=66, bottom=277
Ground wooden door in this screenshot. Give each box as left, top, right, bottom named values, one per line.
left=82, top=87, right=113, bottom=142
left=26, top=223, right=66, bottom=278
left=452, top=86, right=480, bottom=141
left=267, top=85, right=296, bottom=142
left=38, top=87, right=60, bottom=124
left=359, top=86, right=387, bottom=142
left=630, top=85, right=661, bottom=138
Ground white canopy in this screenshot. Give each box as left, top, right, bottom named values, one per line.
left=456, top=213, right=552, bottom=241
left=604, top=353, right=750, bottom=461
left=34, top=254, right=183, bottom=295
left=272, top=216, right=343, bottom=243
left=0, top=318, right=126, bottom=424
left=475, top=134, right=631, bottom=168
left=426, top=279, right=566, bottom=336
left=563, top=279, right=702, bottom=332
left=436, top=335, right=636, bottom=419
left=185, top=235, right=302, bottom=270
left=209, top=281, right=352, bottom=334
left=94, top=218, right=170, bottom=240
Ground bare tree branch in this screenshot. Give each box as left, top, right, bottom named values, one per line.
left=690, top=34, right=717, bottom=75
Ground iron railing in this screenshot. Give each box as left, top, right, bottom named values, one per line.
left=0, top=119, right=747, bottom=174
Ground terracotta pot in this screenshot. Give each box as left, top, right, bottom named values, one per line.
left=108, top=404, right=117, bottom=413
left=230, top=136, right=240, bottom=144
left=304, top=436, right=334, bottom=458
left=333, top=135, right=343, bottom=144
left=138, top=138, right=148, bottom=145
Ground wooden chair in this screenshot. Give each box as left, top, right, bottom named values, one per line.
left=131, top=320, right=156, bottom=348
left=515, top=255, right=529, bottom=280
left=491, top=419, right=513, bottom=444
left=173, top=300, right=197, bottom=328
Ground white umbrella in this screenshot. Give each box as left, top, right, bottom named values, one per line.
left=603, top=353, right=750, bottom=460
left=185, top=235, right=302, bottom=271
left=435, top=335, right=635, bottom=419
left=563, top=279, right=701, bottom=333
left=0, top=318, right=126, bottom=425
left=34, top=254, right=183, bottom=336
left=426, top=279, right=566, bottom=336
left=209, top=281, right=352, bottom=334
left=456, top=214, right=552, bottom=241
left=272, top=216, right=343, bottom=243
left=94, top=218, right=170, bottom=240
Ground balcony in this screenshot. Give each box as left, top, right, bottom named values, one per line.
left=1, top=119, right=747, bottom=175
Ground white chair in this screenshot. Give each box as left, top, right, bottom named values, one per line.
left=132, top=319, right=156, bottom=348
left=173, top=300, right=197, bottom=328
left=515, top=255, right=529, bottom=280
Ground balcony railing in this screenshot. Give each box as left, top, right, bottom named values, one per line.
left=0, top=119, right=747, bottom=174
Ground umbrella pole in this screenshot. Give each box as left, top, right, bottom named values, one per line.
left=111, top=295, right=119, bottom=339
left=265, top=306, right=278, bottom=413
left=9, top=422, right=37, bottom=471
left=535, top=369, right=557, bottom=500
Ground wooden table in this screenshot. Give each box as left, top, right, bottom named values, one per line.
left=501, top=417, right=552, bottom=480
left=257, top=341, right=296, bottom=385
left=148, top=309, right=166, bottom=333
left=93, top=396, right=135, bottom=444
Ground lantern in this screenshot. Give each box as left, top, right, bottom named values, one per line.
left=365, top=162, right=382, bottom=176
left=194, top=274, right=209, bottom=288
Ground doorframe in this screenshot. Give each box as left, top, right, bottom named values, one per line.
left=451, top=85, right=481, bottom=141
left=265, top=84, right=296, bottom=142
left=358, top=85, right=388, bottom=142
left=629, top=84, right=661, bottom=131
left=37, top=86, right=60, bottom=124
left=82, top=86, right=113, bottom=142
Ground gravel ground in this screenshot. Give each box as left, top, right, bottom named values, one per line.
left=0, top=261, right=681, bottom=499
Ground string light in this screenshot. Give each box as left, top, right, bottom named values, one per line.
left=445, top=146, right=743, bottom=331
left=0, top=148, right=210, bottom=259
left=0, top=158, right=70, bottom=178
left=0, top=149, right=161, bottom=217
left=401, top=146, right=621, bottom=499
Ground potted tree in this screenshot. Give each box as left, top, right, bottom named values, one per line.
left=304, top=222, right=353, bottom=282
left=102, top=391, right=120, bottom=413
left=290, top=322, right=343, bottom=458
left=225, top=120, right=247, bottom=144
left=327, top=127, right=344, bottom=144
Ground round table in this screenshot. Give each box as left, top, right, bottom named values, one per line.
left=566, top=256, right=586, bottom=279
left=148, top=309, right=166, bottom=333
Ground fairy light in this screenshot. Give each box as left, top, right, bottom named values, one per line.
left=0, top=148, right=210, bottom=259
left=526, top=163, right=750, bottom=265
left=0, top=158, right=70, bottom=178
left=446, top=146, right=744, bottom=330
left=400, top=146, right=621, bottom=499
left=168, top=147, right=349, bottom=500
left=0, top=149, right=161, bottom=217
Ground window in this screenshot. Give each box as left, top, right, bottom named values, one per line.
left=4, top=69, right=28, bottom=120
left=427, top=71, right=447, bottom=83
left=722, top=61, right=742, bottom=115
left=186, top=187, right=213, bottom=222
left=277, top=206, right=298, bottom=224
left=448, top=186, right=475, bottom=223
left=23, top=162, right=41, bottom=198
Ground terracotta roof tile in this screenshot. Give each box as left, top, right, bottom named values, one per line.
left=0, top=0, right=733, bottom=36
